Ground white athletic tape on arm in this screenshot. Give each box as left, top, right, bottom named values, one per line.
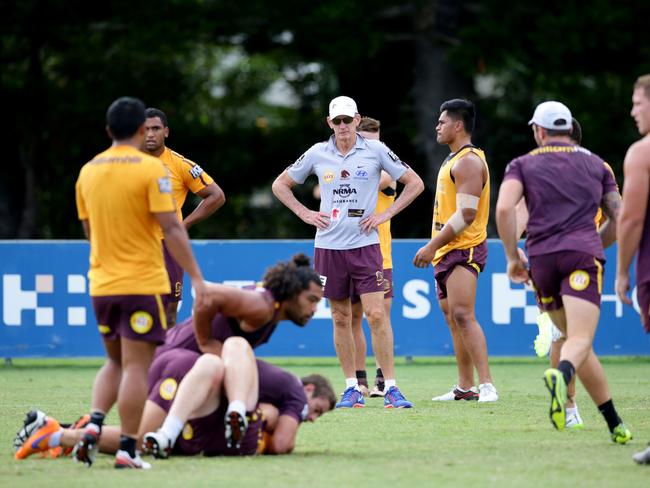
left=457, top=193, right=479, bottom=210
left=447, top=193, right=479, bottom=234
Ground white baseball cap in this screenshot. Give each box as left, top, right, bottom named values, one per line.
left=329, top=96, right=358, bottom=119
left=528, top=101, right=572, bottom=130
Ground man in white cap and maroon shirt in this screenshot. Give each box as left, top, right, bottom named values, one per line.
left=272, top=95, right=424, bottom=408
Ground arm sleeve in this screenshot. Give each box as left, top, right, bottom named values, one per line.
left=75, top=174, right=88, bottom=220
left=148, top=161, right=177, bottom=213
left=278, top=378, right=309, bottom=423
left=286, top=145, right=317, bottom=184
left=602, top=162, right=619, bottom=194
left=502, top=158, right=523, bottom=183
left=372, top=141, right=408, bottom=181
left=180, top=157, right=215, bottom=194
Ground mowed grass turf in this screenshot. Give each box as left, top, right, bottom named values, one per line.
left=1, top=357, right=649, bottom=487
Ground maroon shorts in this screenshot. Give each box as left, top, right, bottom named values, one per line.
left=148, top=349, right=262, bottom=456
left=529, top=251, right=604, bottom=311
left=635, top=282, right=650, bottom=333
left=92, top=294, right=167, bottom=344
left=351, top=268, right=394, bottom=304
left=433, top=241, right=487, bottom=300
left=314, top=245, right=384, bottom=300
left=163, top=240, right=184, bottom=304
left=148, top=349, right=200, bottom=405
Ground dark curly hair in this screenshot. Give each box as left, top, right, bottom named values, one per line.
left=263, top=254, right=322, bottom=302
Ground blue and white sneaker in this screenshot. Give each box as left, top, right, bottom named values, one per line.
left=384, top=386, right=413, bottom=409
left=335, top=387, right=365, bottom=408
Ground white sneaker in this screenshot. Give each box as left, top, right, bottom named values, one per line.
left=633, top=444, right=650, bottom=465
left=114, top=450, right=151, bottom=469
left=142, top=430, right=172, bottom=459
left=565, top=407, right=584, bottom=429
left=477, top=383, right=499, bottom=403
left=432, top=385, right=479, bottom=401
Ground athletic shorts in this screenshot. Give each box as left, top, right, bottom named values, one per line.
left=147, top=349, right=263, bottom=456
left=529, top=251, right=603, bottom=311
left=92, top=294, right=167, bottom=344
left=351, top=268, right=393, bottom=304
left=635, top=281, right=650, bottom=333
left=314, top=245, right=384, bottom=300
left=433, top=241, right=487, bottom=300
left=163, top=240, right=184, bottom=304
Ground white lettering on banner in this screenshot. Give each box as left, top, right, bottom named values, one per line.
left=67, top=274, right=87, bottom=326
left=315, top=298, right=332, bottom=319
left=402, top=279, right=431, bottom=319
left=3, top=275, right=54, bottom=326
left=491, top=273, right=537, bottom=324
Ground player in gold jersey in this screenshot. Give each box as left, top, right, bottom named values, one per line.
left=414, top=99, right=498, bottom=403
left=143, top=108, right=225, bottom=327
left=74, top=97, right=207, bottom=469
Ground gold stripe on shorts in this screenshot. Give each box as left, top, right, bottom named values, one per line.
left=155, top=294, right=168, bottom=330
left=594, top=259, right=603, bottom=294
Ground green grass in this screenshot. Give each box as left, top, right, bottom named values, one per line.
left=1, top=357, right=649, bottom=487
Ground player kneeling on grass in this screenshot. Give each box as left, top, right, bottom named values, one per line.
left=14, top=338, right=336, bottom=465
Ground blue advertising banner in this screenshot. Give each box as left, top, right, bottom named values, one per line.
left=1, top=240, right=648, bottom=358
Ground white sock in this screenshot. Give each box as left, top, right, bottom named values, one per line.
left=566, top=406, right=576, bottom=415
left=384, top=379, right=396, bottom=389
left=159, top=415, right=185, bottom=444
left=48, top=429, right=63, bottom=448
left=345, top=378, right=358, bottom=389
left=226, top=400, right=247, bottom=417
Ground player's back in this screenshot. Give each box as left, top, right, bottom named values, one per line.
left=257, top=360, right=308, bottom=422
left=509, top=143, right=615, bottom=258
left=76, top=145, right=174, bottom=295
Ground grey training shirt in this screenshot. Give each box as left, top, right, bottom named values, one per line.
left=287, top=134, right=408, bottom=250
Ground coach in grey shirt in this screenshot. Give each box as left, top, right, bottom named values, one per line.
left=272, top=96, right=424, bottom=409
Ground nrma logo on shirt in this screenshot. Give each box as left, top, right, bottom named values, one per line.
left=2, top=274, right=88, bottom=327
left=332, top=185, right=357, bottom=197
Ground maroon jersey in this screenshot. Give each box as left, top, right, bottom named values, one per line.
left=157, top=287, right=279, bottom=356
left=503, top=142, right=617, bottom=259
left=257, top=360, right=308, bottom=423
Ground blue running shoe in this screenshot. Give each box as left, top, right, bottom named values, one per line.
left=335, top=387, right=365, bottom=408
left=384, top=386, right=413, bottom=409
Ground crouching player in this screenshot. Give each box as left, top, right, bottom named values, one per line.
left=14, top=338, right=335, bottom=466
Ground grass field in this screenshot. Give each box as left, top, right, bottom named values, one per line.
left=1, top=356, right=649, bottom=487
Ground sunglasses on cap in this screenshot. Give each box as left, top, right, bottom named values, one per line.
left=331, top=116, right=354, bottom=125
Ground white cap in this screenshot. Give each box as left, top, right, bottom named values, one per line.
left=329, top=96, right=358, bottom=119
left=528, top=101, right=572, bottom=130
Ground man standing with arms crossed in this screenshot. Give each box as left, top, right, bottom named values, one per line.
left=143, top=108, right=225, bottom=327
left=497, top=100, right=630, bottom=443
left=413, top=99, right=498, bottom=403
left=273, top=96, right=424, bottom=409
left=74, top=97, right=207, bottom=468
left=616, top=74, right=650, bottom=464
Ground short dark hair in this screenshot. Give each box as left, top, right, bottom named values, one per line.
left=263, top=254, right=322, bottom=302
left=106, top=97, right=146, bottom=140
left=145, top=107, right=168, bottom=127
left=302, top=374, right=336, bottom=410
left=440, top=99, right=475, bottom=134
left=358, top=117, right=380, bottom=133
left=570, top=117, right=582, bottom=145
left=545, top=128, right=572, bottom=137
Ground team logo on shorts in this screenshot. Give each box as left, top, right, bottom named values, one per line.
left=98, top=324, right=110, bottom=335
left=182, top=423, right=193, bottom=440
left=323, top=171, right=335, bottom=183
left=569, top=270, right=590, bottom=291
left=376, top=271, right=384, bottom=288
left=159, top=378, right=178, bottom=401
left=130, top=311, right=154, bottom=334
